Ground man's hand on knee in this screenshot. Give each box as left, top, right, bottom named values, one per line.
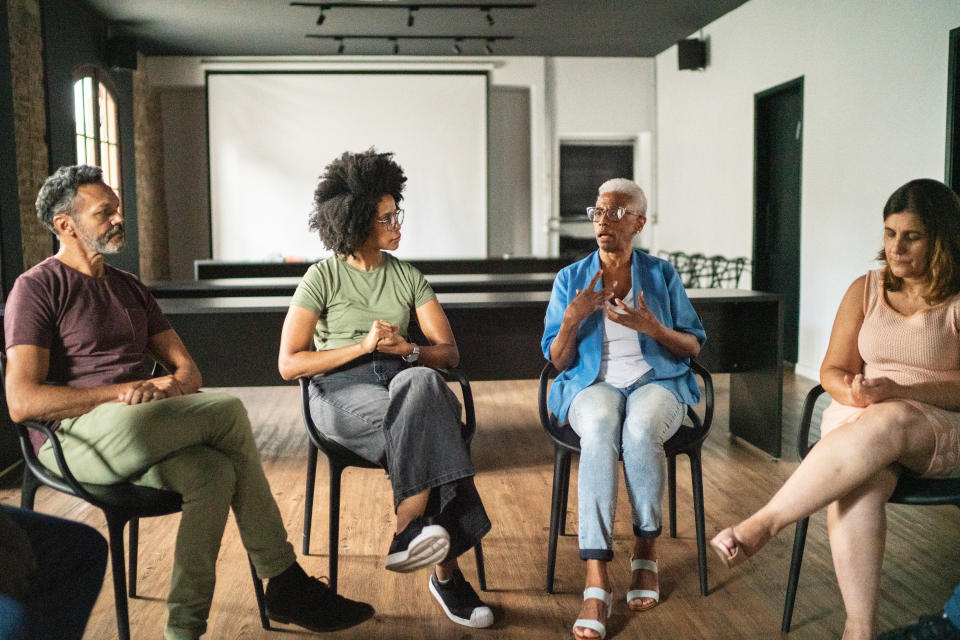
left=118, top=376, right=185, bottom=405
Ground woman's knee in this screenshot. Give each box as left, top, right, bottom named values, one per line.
left=856, top=401, right=924, bottom=453
left=571, top=406, right=621, bottom=443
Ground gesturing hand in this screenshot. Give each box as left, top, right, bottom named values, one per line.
left=605, top=290, right=660, bottom=335
left=361, top=320, right=400, bottom=354
left=565, top=270, right=616, bottom=325
left=844, top=373, right=899, bottom=407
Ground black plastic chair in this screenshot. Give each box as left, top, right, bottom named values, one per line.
left=299, top=366, right=487, bottom=593
left=538, top=360, right=715, bottom=595
left=2, top=358, right=269, bottom=640
left=781, top=384, right=960, bottom=632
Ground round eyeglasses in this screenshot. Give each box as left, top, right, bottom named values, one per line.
left=586, top=206, right=642, bottom=222
left=376, top=208, right=405, bottom=228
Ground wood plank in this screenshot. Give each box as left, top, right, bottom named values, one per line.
left=1, top=371, right=957, bottom=639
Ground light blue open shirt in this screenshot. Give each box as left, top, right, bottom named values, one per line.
left=541, top=249, right=707, bottom=423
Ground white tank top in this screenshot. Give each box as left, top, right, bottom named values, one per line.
left=598, top=288, right=652, bottom=388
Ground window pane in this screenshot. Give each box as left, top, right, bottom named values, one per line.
left=109, top=144, right=120, bottom=192
left=83, top=77, right=94, bottom=147
left=76, top=135, right=86, bottom=163
left=105, top=90, right=117, bottom=144
left=86, top=137, right=96, bottom=166
left=73, top=79, right=86, bottom=136
left=99, top=84, right=108, bottom=144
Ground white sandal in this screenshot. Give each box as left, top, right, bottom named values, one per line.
left=572, top=587, right=612, bottom=640
left=626, top=557, right=660, bottom=612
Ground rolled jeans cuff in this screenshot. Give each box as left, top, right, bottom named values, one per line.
left=634, top=525, right=662, bottom=539
left=580, top=548, right=614, bottom=562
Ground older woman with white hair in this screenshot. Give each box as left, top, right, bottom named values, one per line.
left=541, top=178, right=706, bottom=639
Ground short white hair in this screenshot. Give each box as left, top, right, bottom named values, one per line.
left=598, top=178, right=647, bottom=217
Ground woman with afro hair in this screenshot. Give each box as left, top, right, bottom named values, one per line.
left=278, top=148, right=493, bottom=629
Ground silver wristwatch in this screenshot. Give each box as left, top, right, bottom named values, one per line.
left=402, top=343, right=420, bottom=363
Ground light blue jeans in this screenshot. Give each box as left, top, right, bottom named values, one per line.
left=568, top=378, right=686, bottom=561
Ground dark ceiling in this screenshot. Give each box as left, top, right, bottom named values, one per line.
left=81, top=0, right=750, bottom=58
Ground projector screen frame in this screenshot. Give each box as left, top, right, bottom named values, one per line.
left=204, top=69, right=491, bottom=262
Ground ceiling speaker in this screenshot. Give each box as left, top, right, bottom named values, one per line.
left=677, top=38, right=706, bottom=71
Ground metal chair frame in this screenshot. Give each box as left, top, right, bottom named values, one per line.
left=537, top=360, right=715, bottom=595
left=299, top=366, right=486, bottom=593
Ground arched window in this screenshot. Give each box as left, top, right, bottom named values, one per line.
left=73, top=66, right=121, bottom=193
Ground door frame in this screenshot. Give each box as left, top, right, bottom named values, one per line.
left=946, top=26, right=960, bottom=191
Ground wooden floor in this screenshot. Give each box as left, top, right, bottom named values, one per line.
left=2, top=371, right=959, bottom=639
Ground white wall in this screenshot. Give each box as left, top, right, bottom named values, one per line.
left=551, top=57, right=657, bottom=251
left=655, top=0, right=960, bottom=378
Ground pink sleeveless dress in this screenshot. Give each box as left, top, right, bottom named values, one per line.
left=819, top=269, right=960, bottom=477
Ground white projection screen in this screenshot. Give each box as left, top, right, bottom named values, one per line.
left=207, top=72, right=488, bottom=261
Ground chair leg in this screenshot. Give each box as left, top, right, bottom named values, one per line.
left=105, top=514, right=132, bottom=640
left=20, top=467, right=40, bottom=510
left=688, top=450, right=709, bottom=597
left=782, top=517, right=810, bottom=633
left=559, top=452, right=571, bottom=536
left=473, top=541, right=487, bottom=591
left=546, top=447, right=570, bottom=593
left=328, top=461, right=344, bottom=594
left=128, top=518, right=139, bottom=597
left=303, top=443, right=318, bottom=555
left=668, top=455, right=678, bottom=538
left=248, top=555, right=270, bottom=629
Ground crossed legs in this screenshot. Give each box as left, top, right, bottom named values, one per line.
left=713, top=400, right=936, bottom=639
left=40, top=392, right=296, bottom=638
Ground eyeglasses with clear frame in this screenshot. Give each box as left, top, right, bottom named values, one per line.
left=376, top=208, right=405, bottom=228
left=585, top=206, right=642, bottom=222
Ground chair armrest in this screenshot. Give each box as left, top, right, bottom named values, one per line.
left=689, top=359, right=714, bottom=432
left=538, top=361, right=557, bottom=436
left=435, top=367, right=476, bottom=441
left=798, top=384, right=826, bottom=459
left=15, top=419, right=102, bottom=505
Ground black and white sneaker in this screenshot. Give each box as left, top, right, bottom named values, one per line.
left=385, top=516, right=450, bottom=573
left=428, top=568, right=494, bottom=628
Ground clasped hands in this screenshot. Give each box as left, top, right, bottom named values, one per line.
left=118, top=375, right=186, bottom=405
left=565, top=269, right=660, bottom=334
left=361, top=319, right=411, bottom=356
left=843, top=373, right=900, bottom=407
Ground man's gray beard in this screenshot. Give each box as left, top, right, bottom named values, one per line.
left=83, top=228, right=124, bottom=254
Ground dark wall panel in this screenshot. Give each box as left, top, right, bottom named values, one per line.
left=0, top=3, right=23, bottom=299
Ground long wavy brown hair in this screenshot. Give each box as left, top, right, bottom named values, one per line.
left=878, top=179, right=960, bottom=305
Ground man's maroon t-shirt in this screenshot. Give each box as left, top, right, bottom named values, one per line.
left=4, top=256, right=171, bottom=449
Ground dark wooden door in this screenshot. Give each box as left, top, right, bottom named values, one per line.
left=754, top=77, right=803, bottom=364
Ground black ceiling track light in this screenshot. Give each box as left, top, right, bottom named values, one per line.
left=306, top=33, right=513, bottom=55
left=293, top=1, right=530, bottom=55
left=291, top=2, right=536, bottom=27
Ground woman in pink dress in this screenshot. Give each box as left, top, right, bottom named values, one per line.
left=711, top=178, right=960, bottom=640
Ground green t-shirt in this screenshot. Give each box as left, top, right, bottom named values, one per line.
left=290, top=253, right=435, bottom=351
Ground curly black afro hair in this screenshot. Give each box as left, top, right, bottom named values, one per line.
left=308, top=148, right=407, bottom=256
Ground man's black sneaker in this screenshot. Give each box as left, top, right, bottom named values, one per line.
left=385, top=516, right=450, bottom=573
left=878, top=614, right=960, bottom=640
left=264, top=563, right=374, bottom=632
left=428, top=568, right=494, bottom=628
